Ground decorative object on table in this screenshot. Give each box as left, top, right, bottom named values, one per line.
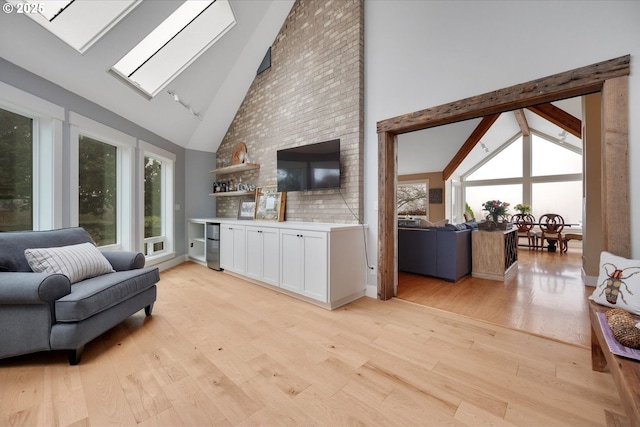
left=589, top=251, right=640, bottom=314
left=231, top=142, right=247, bottom=165
left=429, top=188, right=443, bottom=204
left=479, top=200, right=511, bottom=231
left=605, top=308, right=640, bottom=349
left=254, top=186, right=286, bottom=221
left=514, top=203, right=531, bottom=214
left=237, top=200, right=256, bottom=220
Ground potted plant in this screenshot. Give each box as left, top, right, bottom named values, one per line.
left=514, top=203, right=531, bottom=214
left=480, top=200, right=511, bottom=230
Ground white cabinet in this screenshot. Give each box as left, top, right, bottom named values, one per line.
left=193, top=219, right=367, bottom=310
left=280, top=229, right=328, bottom=302
left=246, top=226, right=280, bottom=286
left=220, top=224, right=246, bottom=274
left=188, top=220, right=206, bottom=264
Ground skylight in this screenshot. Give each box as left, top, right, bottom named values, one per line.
left=9, top=0, right=142, bottom=53
left=110, top=0, right=237, bottom=99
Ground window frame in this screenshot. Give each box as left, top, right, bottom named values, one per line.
left=69, top=112, right=135, bottom=251
left=138, top=140, right=176, bottom=265
left=0, top=81, right=63, bottom=231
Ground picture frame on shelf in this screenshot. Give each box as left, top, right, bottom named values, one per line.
left=237, top=200, right=255, bottom=220
left=254, top=186, right=286, bottom=221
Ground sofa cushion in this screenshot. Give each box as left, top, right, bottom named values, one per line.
left=25, top=242, right=115, bottom=284
left=0, top=228, right=94, bottom=272
left=589, top=251, right=640, bottom=315
left=55, top=267, right=160, bottom=322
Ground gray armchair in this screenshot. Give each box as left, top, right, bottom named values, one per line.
left=0, top=228, right=159, bottom=364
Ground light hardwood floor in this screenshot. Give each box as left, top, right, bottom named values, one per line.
left=0, top=260, right=625, bottom=426
left=398, top=245, right=593, bottom=348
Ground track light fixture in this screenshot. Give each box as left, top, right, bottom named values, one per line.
left=167, top=90, right=202, bottom=121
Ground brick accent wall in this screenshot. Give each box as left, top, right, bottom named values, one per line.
left=215, top=0, right=364, bottom=223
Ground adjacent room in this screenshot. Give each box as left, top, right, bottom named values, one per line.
left=1, top=1, right=640, bottom=426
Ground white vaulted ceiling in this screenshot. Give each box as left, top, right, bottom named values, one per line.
left=0, top=0, right=295, bottom=152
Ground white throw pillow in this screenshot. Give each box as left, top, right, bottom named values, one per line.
left=25, top=242, right=115, bottom=284
left=589, top=251, right=640, bottom=315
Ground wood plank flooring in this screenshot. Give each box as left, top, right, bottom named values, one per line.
left=398, top=245, right=593, bottom=348
left=0, top=260, right=626, bottom=426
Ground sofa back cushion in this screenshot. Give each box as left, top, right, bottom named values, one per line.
left=0, top=228, right=94, bottom=272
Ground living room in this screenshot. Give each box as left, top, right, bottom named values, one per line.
left=1, top=0, right=640, bottom=425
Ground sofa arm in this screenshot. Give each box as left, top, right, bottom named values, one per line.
left=102, top=251, right=145, bottom=271
left=0, top=272, right=71, bottom=304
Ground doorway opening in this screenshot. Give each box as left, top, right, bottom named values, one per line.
left=377, top=55, right=630, bottom=302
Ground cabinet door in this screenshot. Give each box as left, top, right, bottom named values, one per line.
left=280, top=230, right=304, bottom=293
left=231, top=226, right=246, bottom=274
left=280, top=229, right=328, bottom=302
left=245, top=227, right=263, bottom=281
left=261, top=227, right=280, bottom=286
left=220, top=224, right=234, bottom=270
left=301, top=232, right=328, bottom=302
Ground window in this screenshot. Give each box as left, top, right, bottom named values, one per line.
left=531, top=134, right=582, bottom=177
left=111, top=0, right=236, bottom=98
left=462, top=131, right=582, bottom=223
left=0, top=82, right=64, bottom=231
left=532, top=181, right=583, bottom=225
left=70, top=112, right=134, bottom=250
left=465, top=184, right=523, bottom=221
left=140, top=141, right=175, bottom=263
left=397, top=180, right=428, bottom=219
left=78, top=135, right=118, bottom=246
left=9, top=0, right=141, bottom=53
left=467, top=137, right=522, bottom=181
left=0, top=108, right=33, bottom=232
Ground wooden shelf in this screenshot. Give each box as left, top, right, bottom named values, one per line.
left=209, top=190, right=256, bottom=197
left=210, top=163, right=260, bottom=175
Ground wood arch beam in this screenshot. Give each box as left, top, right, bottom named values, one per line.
left=442, top=114, right=500, bottom=181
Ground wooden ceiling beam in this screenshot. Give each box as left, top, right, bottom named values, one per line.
left=442, top=113, right=500, bottom=181
left=527, top=103, right=582, bottom=138
left=513, top=109, right=530, bottom=136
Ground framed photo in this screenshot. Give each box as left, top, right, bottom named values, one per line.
left=254, top=186, right=286, bottom=221
left=429, top=188, right=443, bottom=204
left=237, top=200, right=255, bottom=220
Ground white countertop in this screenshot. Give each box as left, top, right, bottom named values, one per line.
left=189, top=218, right=367, bottom=232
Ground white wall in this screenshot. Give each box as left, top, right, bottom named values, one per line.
left=364, top=1, right=640, bottom=288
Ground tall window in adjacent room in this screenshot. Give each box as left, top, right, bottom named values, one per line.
left=0, top=108, right=33, bottom=232
left=78, top=135, right=117, bottom=246
left=141, top=141, right=175, bottom=262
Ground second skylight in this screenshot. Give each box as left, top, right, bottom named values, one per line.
left=111, top=0, right=236, bottom=98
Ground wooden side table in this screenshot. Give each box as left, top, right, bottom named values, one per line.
left=471, top=229, right=518, bottom=281
left=589, top=301, right=640, bottom=426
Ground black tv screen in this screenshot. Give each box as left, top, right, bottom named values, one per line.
left=277, top=139, right=340, bottom=192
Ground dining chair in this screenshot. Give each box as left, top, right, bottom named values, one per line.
left=511, top=213, right=537, bottom=248
left=535, top=213, right=566, bottom=252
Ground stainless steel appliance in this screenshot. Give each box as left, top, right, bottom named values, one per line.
left=206, top=223, right=222, bottom=270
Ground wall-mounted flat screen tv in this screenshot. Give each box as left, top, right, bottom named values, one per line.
left=277, top=139, right=340, bottom=192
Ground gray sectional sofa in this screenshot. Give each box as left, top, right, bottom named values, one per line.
left=0, top=227, right=159, bottom=364
left=398, top=224, right=473, bottom=282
